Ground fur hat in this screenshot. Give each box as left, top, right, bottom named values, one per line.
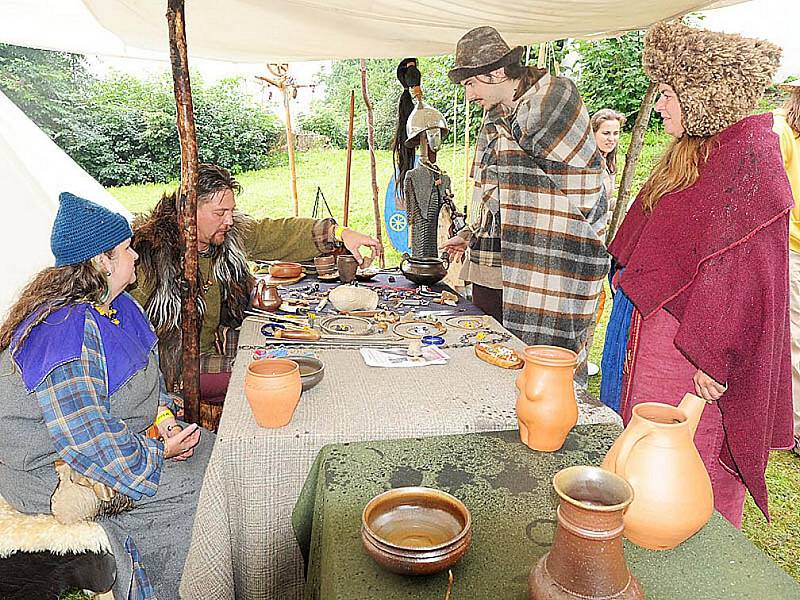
left=448, top=26, right=524, bottom=84
left=643, top=21, right=782, bottom=137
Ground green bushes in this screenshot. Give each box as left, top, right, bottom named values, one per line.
left=63, top=74, right=281, bottom=186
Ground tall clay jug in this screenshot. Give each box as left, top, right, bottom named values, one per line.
left=602, top=393, right=713, bottom=550
left=515, top=346, right=578, bottom=452
left=529, top=466, right=643, bottom=600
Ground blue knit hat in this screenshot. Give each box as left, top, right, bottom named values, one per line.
left=51, top=192, right=133, bottom=267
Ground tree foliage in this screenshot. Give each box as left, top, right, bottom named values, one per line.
left=572, top=31, right=651, bottom=123
left=299, top=57, right=484, bottom=150
left=1, top=44, right=281, bottom=186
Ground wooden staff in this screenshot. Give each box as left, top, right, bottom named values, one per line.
left=166, top=0, right=200, bottom=425
left=463, top=93, right=470, bottom=203
left=343, top=89, right=355, bottom=227
left=606, top=82, right=658, bottom=244
left=256, top=65, right=300, bottom=217
left=451, top=88, right=458, bottom=181
left=359, top=59, right=384, bottom=267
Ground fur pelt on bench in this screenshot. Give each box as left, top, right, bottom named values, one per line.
left=0, top=493, right=111, bottom=558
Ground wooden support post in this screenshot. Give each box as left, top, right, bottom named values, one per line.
left=166, top=0, right=200, bottom=425
left=359, top=59, right=384, bottom=267
left=606, top=82, right=659, bottom=244
left=283, top=89, right=299, bottom=217
left=343, top=90, right=355, bottom=227
left=451, top=88, right=458, bottom=181
left=463, top=93, right=470, bottom=203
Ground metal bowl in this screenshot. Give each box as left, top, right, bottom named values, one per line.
left=288, top=356, right=325, bottom=392
left=361, top=487, right=472, bottom=575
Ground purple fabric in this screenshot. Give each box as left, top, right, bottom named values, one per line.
left=12, top=293, right=157, bottom=396
left=608, top=113, right=794, bottom=519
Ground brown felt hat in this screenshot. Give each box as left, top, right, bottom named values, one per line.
left=448, top=26, right=524, bottom=84
left=643, top=21, right=782, bottom=137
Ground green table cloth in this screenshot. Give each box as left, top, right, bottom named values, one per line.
left=293, top=426, right=799, bottom=599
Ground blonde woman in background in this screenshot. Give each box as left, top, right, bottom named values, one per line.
left=585, top=109, right=627, bottom=376
left=772, top=79, right=800, bottom=455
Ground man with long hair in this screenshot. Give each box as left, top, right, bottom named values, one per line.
left=773, top=80, right=800, bottom=454
left=443, top=27, right=607, bottom=385
left=131, top=164, right=381, bottom=427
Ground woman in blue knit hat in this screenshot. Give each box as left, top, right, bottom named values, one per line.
left=0, top=192, right=211, bottom=600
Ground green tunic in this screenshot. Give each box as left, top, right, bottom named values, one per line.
left=132, top=216, right=327, bottom=353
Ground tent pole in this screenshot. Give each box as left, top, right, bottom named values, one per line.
left=343, top=90, right=355, bottom=227
left=166, top=0, right=200, bottom=425
left=606, top=81, right=658, bottom=244
left=283, top=85, right=299, bottom=217
left=359, top=59, right=384, bottom=267
left=463, top=93, right=469, bottom=203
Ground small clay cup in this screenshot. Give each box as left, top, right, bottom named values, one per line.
left=337, top=254, right=359, bottom=284
left=269, top=262, right=303, bottom=279
left=314, top=255, right=336, bottom=270
left=244, top=358, right=302, bottom=427
left=252, top=280, right=282, bottom=312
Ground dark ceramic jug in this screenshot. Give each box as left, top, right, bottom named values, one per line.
left=529, top=466, right=643, bottom=600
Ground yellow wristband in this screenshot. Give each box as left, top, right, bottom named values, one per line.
left=153, top=408, right=173, bottom=428
left=334, top=225, right=346, bottom=242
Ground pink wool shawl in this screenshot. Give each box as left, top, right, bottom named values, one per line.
left=609, top=113, right=794, bottom=518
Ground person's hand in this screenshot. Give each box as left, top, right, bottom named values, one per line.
left=163, top=423, right=201, bottom=460
left=340, top=228, right=383, bottom=265
left=693, top=369, right=726, bottom=402
left=440, top=235, right=469, bottom=261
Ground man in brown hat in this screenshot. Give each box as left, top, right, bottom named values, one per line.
left=443, top=26, right=607, bottom=384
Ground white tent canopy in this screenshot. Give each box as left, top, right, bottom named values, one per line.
left=0, top=89, right=132, bottom=316
left=1, top=0, right=745, bottom=63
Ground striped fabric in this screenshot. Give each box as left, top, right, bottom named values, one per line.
left=33, top=313, right=165, bottom=501
left=494, top=71, right=609, bottom=367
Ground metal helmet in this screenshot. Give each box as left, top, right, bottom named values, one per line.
left=405, top=99, right=449, bottom=149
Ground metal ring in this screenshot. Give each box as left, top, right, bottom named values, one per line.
left=319, top=315, right=375, bottom=336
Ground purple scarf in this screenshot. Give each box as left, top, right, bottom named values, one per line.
left=12, top=293, right=158, bottom=396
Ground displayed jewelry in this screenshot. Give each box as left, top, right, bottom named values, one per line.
left=392, top=319, right=447, bottom=339
left=458, top=330, right=511, bottom=346
left=319, top=315, right=377, bottom=337
left=445, top=315, right=488, bottom=330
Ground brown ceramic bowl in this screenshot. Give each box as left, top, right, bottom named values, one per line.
left=361, top=487, right=472, bottom=575
left=269, top=262, right=304, bottom=279
left=288, top=356, right=325, bottom=392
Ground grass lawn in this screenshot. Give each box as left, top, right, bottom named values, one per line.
left=90, top=138, right=799, bottom=597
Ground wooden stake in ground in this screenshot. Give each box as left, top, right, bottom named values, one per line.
left=257, top=64, right=300, bottom=217
left=166, top=0, right=200, bottom=424
left=343, top=90, right=355, bottom=227
left=359, top=59, right=385, bottom=267
left=607, top=82, right=658, bottom=244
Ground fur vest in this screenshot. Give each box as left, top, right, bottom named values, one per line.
left=131, top=195, right=254, bottom=389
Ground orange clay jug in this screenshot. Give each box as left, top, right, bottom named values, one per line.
left=602, top=393, right=713, bottom=550
left=515, top=346, right=578, bottom=452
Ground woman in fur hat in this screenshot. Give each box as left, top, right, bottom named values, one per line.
left=600, top=21, right=794, bottom=528
left=773, top=80, right=800, bottom=455
left=0, top=193, right=211, bottom=599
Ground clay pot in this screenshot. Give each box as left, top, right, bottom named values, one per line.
left=515, top=346, right=578, bottom=452
left=337, top=254, right=359, bottom=284
left=252, top=280, right=282, bottom=312
left=529, top=466, right=643, bottom=600
left=244, top=358, right=302, bottom=428
left=314, top=255, right=336, bottom=272
left=602, top=393, right=713, bottom=550
left=399, top=252, right=449, bottom=286
left=269, top=262, right=303, bottom=278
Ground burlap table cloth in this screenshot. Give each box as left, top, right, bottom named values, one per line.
left=180, top=316, right=620, bottom=599
left=293, top=427, right=800, bottom=599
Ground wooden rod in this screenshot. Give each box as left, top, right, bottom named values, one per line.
left=343, top=89, right=355, bottom=227
left=463, top=93, right=470, bottom=203
left=283, top=86, right=299, bottom=217
left=166, top=0, right=200, bottom=425
left=606, top=81, right=658, bottom=244
left=359, top=59, right=384, bottom=267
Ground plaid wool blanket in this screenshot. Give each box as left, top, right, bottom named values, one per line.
left=495, top=71, right=609, bottom=366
